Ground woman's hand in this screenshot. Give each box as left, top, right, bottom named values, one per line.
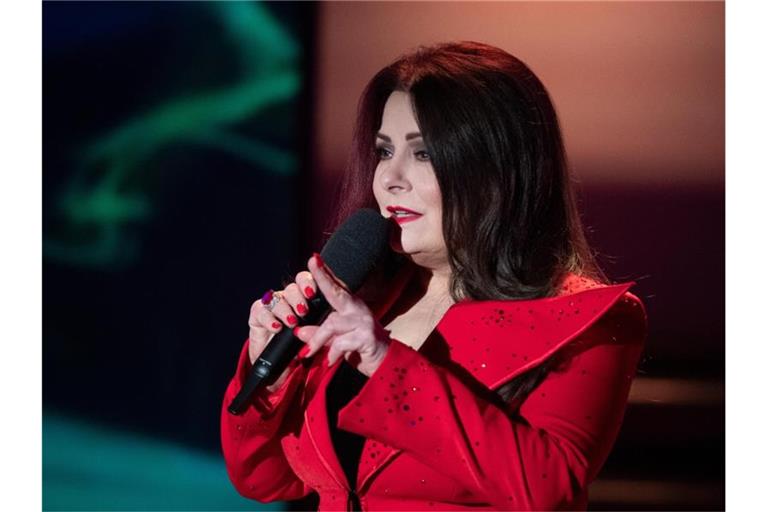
left=247, top=269, right=317, bottom=392
left=294, top=254, right=391, bottom=377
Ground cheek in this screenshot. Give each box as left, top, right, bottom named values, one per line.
left=426, top=186, right=442, bottom=214
left=417, top=179, right=444, bottom=243
left=421, top=178, right=443, bottom=220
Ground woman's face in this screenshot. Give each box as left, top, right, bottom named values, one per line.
left=373, top=91, right=448, bottom=271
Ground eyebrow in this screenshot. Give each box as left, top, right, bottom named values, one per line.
left=376, top=132, right=422, bottom=142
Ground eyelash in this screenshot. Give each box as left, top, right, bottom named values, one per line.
left=375, top=146, right=431, bottom=162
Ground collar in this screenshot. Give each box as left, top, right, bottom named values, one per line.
left=431, top=274, right=636, bottom=389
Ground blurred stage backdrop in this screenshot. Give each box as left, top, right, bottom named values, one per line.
left=43, top=2, right=724, bottom=511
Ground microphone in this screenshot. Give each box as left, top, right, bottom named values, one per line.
left=227, top=208, right=391, bottom=415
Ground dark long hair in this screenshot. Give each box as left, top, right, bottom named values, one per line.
left=326, top=41, right=607, bottom=405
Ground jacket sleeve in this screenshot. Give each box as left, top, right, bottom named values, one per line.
left=220, top=338, right=313, bottom=503
left=336, top=296, right=647, bottom=510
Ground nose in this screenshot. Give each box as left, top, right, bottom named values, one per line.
left=378, top=157, right=411, bottom=193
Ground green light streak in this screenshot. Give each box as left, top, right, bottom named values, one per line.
left=45, top=2, right=303, bottom=268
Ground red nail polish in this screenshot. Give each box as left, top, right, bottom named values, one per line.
left=293, top=326, right=301, bottom=337
left=287, top=314, right=297, bottom=326
left=313, top=252, right=325, bottom=269
left=304, top=286, right=315, bottom=299
left=298, top=345, right=310, bottom=359
left=297, top=303, right=308, bottom=315
left=271, top=322, right=281, bottom=329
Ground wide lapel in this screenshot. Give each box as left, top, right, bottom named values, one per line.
left=439, top=280, right=635, bottom=389
left=355, top=275, right=636, bottom=492
left=354, top=328, right=445, bottom=493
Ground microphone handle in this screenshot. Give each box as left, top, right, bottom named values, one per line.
left=227, top=293, right=330, bottom=415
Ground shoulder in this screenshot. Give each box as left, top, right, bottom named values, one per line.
left=554, top=271, right=647, bottom=345
left=598, top=290, right=648, bottom=339
left=561, top=272, right=647, bottom=346
left=546, top=276, right=648, bottom=376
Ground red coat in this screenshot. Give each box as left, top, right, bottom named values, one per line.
left=221, top=272, right=647, bottom=510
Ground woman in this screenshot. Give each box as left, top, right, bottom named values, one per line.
left=221, top=41, right=647, bottom=511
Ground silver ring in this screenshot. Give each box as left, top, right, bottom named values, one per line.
left=264, top=291, right=283, bottom=312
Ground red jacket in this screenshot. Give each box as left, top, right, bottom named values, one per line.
left=221, top=273, right=647, bottom=510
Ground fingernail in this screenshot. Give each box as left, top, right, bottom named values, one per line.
left=286, top=314, right=297, bottom=326
left=293, top=326, right=302, bottom=338
left=298, top=345, right=310, bottom=359
left=271, top=322, right=281, bottom=329
left=313, top=252, right=325, bottom=270
left=304, top=286, right=315, bottom=299
left=297, top=303, right=308, bottom=315
left=261, top=290, right=274, bottom=304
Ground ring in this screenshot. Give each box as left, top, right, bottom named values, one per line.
left=261, top=290, right=283, bottom=312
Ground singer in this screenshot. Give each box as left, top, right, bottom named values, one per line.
left=221, top=42, right=647, bottom=511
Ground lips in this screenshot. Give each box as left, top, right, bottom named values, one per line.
left=386, top=205, right=422, bottom=225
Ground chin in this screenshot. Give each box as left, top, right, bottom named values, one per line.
left=391, top=241, right=425, bottom=260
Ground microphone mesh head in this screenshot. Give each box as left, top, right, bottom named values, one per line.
left=320, top=208, right=391, bottom=292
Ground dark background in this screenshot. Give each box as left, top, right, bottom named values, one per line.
left=43, top=2, right=316, bottom=509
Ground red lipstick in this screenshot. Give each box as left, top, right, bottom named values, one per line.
left=386, top=205, right=423, bottom=225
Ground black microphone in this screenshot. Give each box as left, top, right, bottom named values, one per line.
left=227, top=208, right=391, bottom=415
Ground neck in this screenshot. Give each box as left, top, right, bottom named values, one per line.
left=414, top=264, right=453, bottom=304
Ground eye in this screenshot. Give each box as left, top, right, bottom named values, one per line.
left=414, top=149, right=431, bottom=162
left=375, top=145, right=393, bottom=160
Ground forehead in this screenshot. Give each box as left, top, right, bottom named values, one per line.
left=379, top=91, right=420, bottom=133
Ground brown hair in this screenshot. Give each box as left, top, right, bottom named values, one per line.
left=327, top=41, right=608, bottom=403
